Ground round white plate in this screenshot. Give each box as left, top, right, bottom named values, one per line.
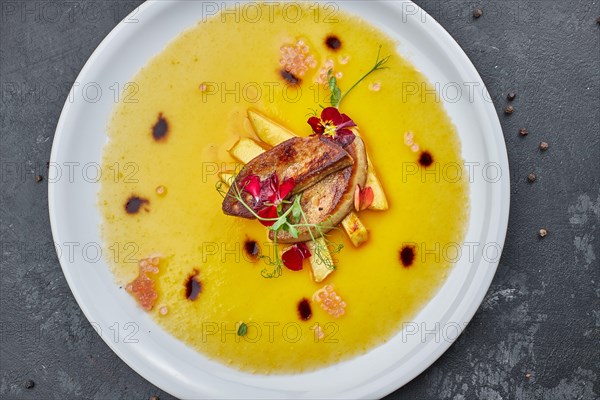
left=49, top=1, right=509, bottom=398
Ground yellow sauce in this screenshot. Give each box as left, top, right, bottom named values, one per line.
left=99, top=3, right=468, bottom=373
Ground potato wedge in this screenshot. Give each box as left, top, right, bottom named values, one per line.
left=351, top=128, right=389, bottom=210
left=364, top=157, right=389, bottom=210
left=229, top=137, right=265, bottom=164
left=306, top=238, right=335, bottom=283
left=341, top=212, right=369, bottom=247
left=248, top=109, right=295, bottom=146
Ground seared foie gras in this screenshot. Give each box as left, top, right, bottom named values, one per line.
left=222, top=136, right=353, bottom=218
left=271, top=136, right=368, bottom=243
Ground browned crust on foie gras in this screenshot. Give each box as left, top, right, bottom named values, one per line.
left=222, top=136, right=354, bottom=218
left=271, top=136, right=368, bottom=243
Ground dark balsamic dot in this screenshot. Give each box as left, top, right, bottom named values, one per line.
left=244, top=239, right=259, bottom=260
left=507, top=92, right=516, bottom=101
left=24, top=380, right=35, bottom=389
left=419, top=151, right=434, bottom=167
left=280, top=70, right=301, bottom=86
left=125, top=196, right=149, bottom=214
left=297, top=298, right=312, bottom=321
left=473, top=8, right=483, bottom=18
left=399, top=246, right=415, bottom=267
left=152, top=113, right=169, bottom=141
left=325, top=35, right=342, bottom=51
left=185, top=270, right=202, bottom=301
left=504, top=105, right=514, bottom=115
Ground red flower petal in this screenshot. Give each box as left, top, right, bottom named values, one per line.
left=269, top=172, right=279, bottom=192
left=259, top=179, right=275, bottom=202
left=354, top=185, right=375, bottom=211
left=362, top=187, right=375, bottom=209
left=278, top=178, right=295, bottom=200
left=321, top=107, right=342, bottom=124
left=282, top=245, right=304, bottom=271
left=334, top=131, right=355, bottom=147
left=257, top=206, right=278, bottom=226
left=296, top=242, right=311, bottom=258
left=260, top=173, right=279, bottom=203
left=307, top=116, right=324, bottom=134
left=339, top=113, right=353, bottom=124
left=240, top=175, right=261, bottom=200
left=337, top=116, right=357, bottom=130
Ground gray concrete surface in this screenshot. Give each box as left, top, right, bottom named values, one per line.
left=1, top=1, right=598, bottom=399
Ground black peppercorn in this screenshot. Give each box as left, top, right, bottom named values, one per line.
left=519, top=128, right=528, bottom=136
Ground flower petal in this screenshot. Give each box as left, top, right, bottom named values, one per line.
left=282, top=245, right=304, bottom=271
left=354, top=185, right=361, bottom=212
left=261, top=173, right=279, bottom=203
left=257, top=206, right=278, bottom=226
left=297, top=242, right=311, bottom=258
left=259, top=178, right=275, bottom=202
left=240, top=175, right=261, bottom=200
left=269, top=172, right=279, bottom=191
left=354, top=185, right=375, bottom=211
left=339, top=113, right=357, bottom=127
left=362, top=186, right=374, bottom=209
left=278, top=178, right=295, bottom=200
left=334, top=130, right=355, bottom=147
left=307, top=116, right=324, bottom=134
left=321, top=107, right=342, bottom=124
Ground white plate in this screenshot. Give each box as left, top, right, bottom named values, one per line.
left=49, top=1, right=509, bottom=398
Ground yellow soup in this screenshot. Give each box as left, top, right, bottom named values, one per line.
left=99, top=3, right=469, bottom=373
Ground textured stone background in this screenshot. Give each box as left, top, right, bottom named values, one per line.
left=1, top=1, right=598, bottom=399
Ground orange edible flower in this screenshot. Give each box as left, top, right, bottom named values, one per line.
left=354, top=185, right=374, bottom=211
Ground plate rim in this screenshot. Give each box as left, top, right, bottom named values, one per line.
left=48, top=1, right=510, bottom=398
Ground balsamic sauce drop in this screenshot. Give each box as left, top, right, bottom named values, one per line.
left=419, top=151, right=433, bottom=167
left=297, top=298, right=312, bottom=321
left=244, top=239, right=260, bottom=260
left=280, top=70, right=301, bottom=86
left=399, top=246, right=416, bottom=268
left=325, top=35, right=342, bottom=51
left=125, top=196, right=149, bottom=214
left=152, top=113, right=169, bottom=141
left=185, top=270, right=202, bottom=301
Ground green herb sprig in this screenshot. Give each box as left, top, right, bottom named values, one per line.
left=328, top=45, right=390, bottom=107
left=237, top=322, right=248, bottom=336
